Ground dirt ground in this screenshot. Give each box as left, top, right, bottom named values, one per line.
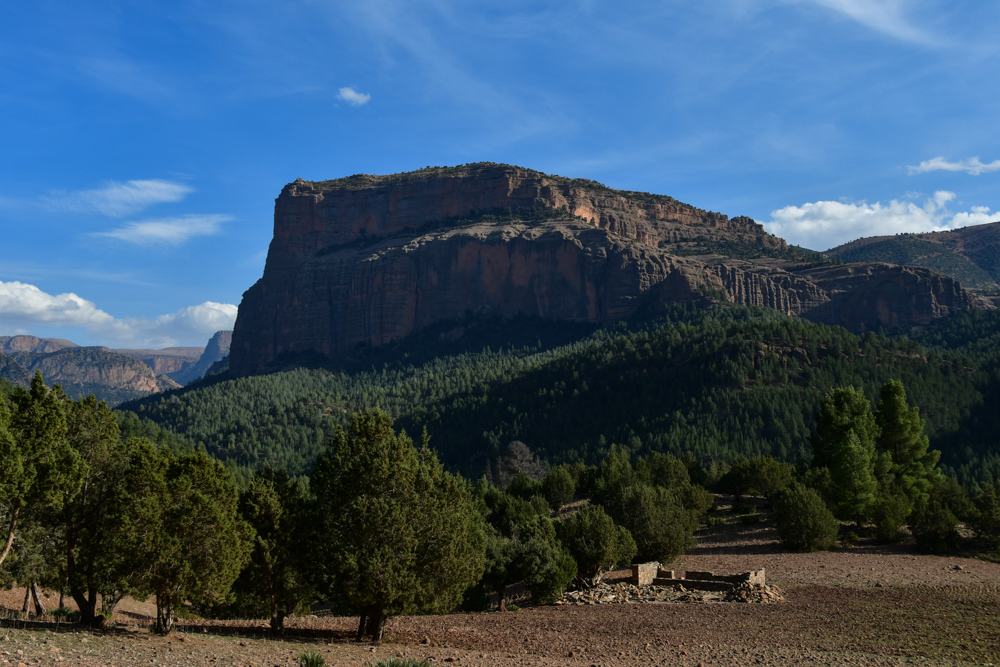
left=2, top=509, right=999, bottom=667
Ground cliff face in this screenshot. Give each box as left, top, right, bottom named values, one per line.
left=168, top=330, right=232, bottom=385
left=231, top=163, right=978, bottom=375
left=12, top=348, right=180, bottom=405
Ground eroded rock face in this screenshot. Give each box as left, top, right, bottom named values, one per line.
left=168, top=330, right=233, bottom=385
left=27, top=347, right=179, bottom=404
left=231, top=163, right=977, bottom=375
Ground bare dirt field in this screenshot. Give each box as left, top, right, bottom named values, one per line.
left=2, top=510, right=999, bottom=667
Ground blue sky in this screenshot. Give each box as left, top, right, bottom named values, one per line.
left=1, top=0, right=999, bottom=348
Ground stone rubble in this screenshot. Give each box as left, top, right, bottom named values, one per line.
left=557, top=569, right=783, bottom=606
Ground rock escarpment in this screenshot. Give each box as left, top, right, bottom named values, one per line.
left=168, top=330, right=232, bottom=385
left=231, top=163, right=977, bottom=375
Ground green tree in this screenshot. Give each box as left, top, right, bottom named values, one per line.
left=230, top=469, right=312, bottom=632
left=58, top=394, right=126, bottom=625
left=717, top=457, right=754, bottom=506
left=0, top=373, right=82, bottom=569
left=506, top=473, right=543, bottom=501
left=541, top=466, right=575, bottom=511
left=310, top=410, right=486, bottom=642
left=556, top=504, right=636, bottom=584
left=810, top=386, right=879, bottom=471
left=910, top=476, right=971, bottom=555
left=811, top=387, right=879, bottom=525
left=969, top=481, right=1000, bottom=552
left=600, top=482, right=697, bottom=563
left=872, top=482, right=912, bottom=542
left=828, top=429, right=878, bottom=525
left=96, top=437, right=171, bottom=618
left=473, top=484, right=574, bottom=608
left=147, top=451, right=252, bottom=634
left=874, top=380, right=941, bottom=506
left=772, top=481, right=839, bottom=552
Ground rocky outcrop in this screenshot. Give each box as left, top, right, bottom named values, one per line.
left=25, top=348, right=179, bottom=405
left=230, top=163, right=979, bottom=375
left=168, top=330, right=232, bottom=385
left=0, top=335, right=78, bottom=355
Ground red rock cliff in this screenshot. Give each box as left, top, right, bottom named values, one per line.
left=230, top=163, right=974, bottom=375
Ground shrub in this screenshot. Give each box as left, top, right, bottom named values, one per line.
left=542, top=466, right=576, bottom=511
left=969, top=482, right=1000, bottom=551
left=476, top=490, right=576, bottom=607
left=739, top=514, right=760, bottom=525
left=506, top=472, right=543, bottom=500
left=600, top=482, right=697, bottom=563
left=705, top=516, right=725, bottom=528
left=873, top=484, right=912, bottom=542
left=910, top=500, right=961, bottom=554
left=911, top=476, right=971, bottom=554
left=556, top=504, right=637, bottom=583
left=299, top=650, right=325, bottom=667
left=718, top=456, right=794, bottom=504
left=772, top=481, right=839, bottom=552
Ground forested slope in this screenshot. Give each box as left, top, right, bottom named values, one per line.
left=120, top=306, right=1000, bottom=487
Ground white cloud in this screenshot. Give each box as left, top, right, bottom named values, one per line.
left=0, top=281, right=116, bottom=329
left=337, top=86, right=371, bottom=106
left=796, top=0, right=934, bottom=45
left=0, top=280, right=237, bottom=347
left=765, top=191, right=999, bottom=250
left=908, top=157, right=1000, bottom=176
left=45, top=179, right=193, bottom=217
left=93, top=214, right=231, bottom=246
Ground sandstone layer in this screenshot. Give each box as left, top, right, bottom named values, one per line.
left=231, top=163, right=977, bottom=375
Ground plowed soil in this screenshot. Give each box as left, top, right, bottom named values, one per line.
left=2, top=509, right=999, bottom=666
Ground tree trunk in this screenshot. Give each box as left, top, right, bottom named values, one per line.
left=30, top=582, right=46, bottom=615
left=155, top=590, right=174, bottom=635
left=355, top=612, right=369, bottom=642
left=270, top=611, right=285, bottom=634
left=68, top=581, right=98, bottom=625
left=363, top=608, right=387, bottom=644
left=21, top=586, right=30, bottom=614
left=101, top=590, right=125, bottom=617
left=66, top=537, right=98, bottom=624
left=0, top=505, right=20, bottom=568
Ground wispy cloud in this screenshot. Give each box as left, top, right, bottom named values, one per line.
left=76, top=56, right=179, bottom=105
left=45, top=179, right=193, bottom=217
left=795, top=0, right=935, bottom=45
left=337, top=86, right=371, bottom=106
left=908, top=157, right=1000, bottom=176
left=765, top=190, right=998, bottom=250
left=0, top=280, right=237, bottom=347
left=93, top=214, right=231, bottom=246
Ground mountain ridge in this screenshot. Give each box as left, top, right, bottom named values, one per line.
left=825, top=221, right=1000, bottom=294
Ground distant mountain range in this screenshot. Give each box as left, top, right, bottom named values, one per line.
left=825, top=221, right=1000, bottom=295
left=0, top=331, right=231, bottom=404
